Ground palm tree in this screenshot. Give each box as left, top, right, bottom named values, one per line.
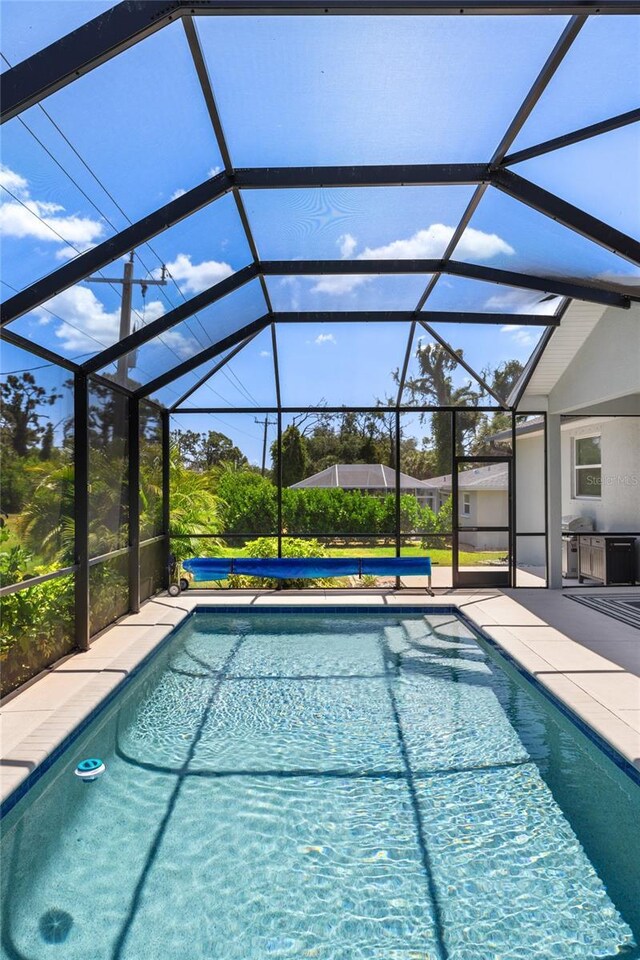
left=18, top=461, right=75, bottom=566
left=169, top=443, right=222, bottom=561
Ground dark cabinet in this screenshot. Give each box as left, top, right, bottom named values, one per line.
left=578, top=536, right=637, bottom=586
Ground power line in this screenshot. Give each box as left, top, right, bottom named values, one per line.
left=0, top=51, right=216, bottom=358
left=0, top=54, right=258, bottom=410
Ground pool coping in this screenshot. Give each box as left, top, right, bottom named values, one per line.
left=1, top=591, right=639, bottom=818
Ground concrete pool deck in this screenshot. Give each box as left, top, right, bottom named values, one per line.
left=1, top=587, right=639, bottom=807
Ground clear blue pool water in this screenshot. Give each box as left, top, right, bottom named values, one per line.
left=1, top=609, right=639, bottom=959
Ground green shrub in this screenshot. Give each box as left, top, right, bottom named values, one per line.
left=227, top=536, right=337, bottom=589
left=0, top=574, right=75, bottom=698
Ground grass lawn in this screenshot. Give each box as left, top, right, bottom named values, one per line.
left=214, top=543, right=504, bottom=566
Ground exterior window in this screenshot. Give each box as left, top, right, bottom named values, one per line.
left=462, top=493, right=471, bottom=516
left=574, top=435, right=601, bottom=498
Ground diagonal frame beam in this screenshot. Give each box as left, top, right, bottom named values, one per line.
left=491, top=169, right=640, bottom=266
left=182, top=16, right=273, bottom=315
left=418, top=319, right=505, bottom=406
left=82, top=265, right=257, bottom=374
left=416, top=14, right=586, bottom=313
left=136, top=314, right=272, bottom=398
left=502, top=109, right=640, bottom=167
left=169, top=329, right=262, bottom=408
left=0, top=172, right=233, bottom=326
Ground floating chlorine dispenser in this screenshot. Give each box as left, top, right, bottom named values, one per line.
left=74, top=758, right=106, bottom=782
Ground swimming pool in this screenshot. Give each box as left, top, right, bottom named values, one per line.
left=1, top=608, right=639, bottom=959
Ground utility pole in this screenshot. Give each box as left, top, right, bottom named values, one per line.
left=255, top=416, right=277, bottom=476
left=86, top=252, right=168, bottom=385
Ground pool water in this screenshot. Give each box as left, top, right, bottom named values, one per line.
left=1, top=610, right=639, bottom=959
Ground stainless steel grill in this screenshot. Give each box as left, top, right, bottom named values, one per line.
left=562, top=516, right=594, bottom=578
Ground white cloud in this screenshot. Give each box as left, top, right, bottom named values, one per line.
left=308, top=224, right=513, bottom=298
left=170, top=187, right=187, bottom=201
left=309, top=274, right=370, bottom=295
left=336, top=224, right=513, bottom=263
left=208, top=166, right=222, bottom=178
left=31, top=285, right=167, bottom=354
left=500, top=324, right=537, bottom=349
left=278, top=276, right=302, bottom=310
left=157, top=326, right=198, bottom=360
left=33, top=286, right=127, bottom=352
left=487, top=289, right=563, bottom=315
left=0, top=164, right=104, bottom=251
left=0, top=165, right=28, bottom=195
left=338, top=233, right=358, bottom=258
left=314, top=333, right=336, bottom=346
left=259, top=350, right=272, bottom=358
left=55, top=245, right=83, bottom=261
left=161, top=253, right=233, bottom=295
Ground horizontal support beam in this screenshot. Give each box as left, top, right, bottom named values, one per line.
left=0, top=172, right=233, bottom=326
left=271, top=310, right=559, bottom=326
left=491, top=169, right=640, bottom=267
left=235, top=164, right=490, bottom=188
left=5, top=2, right=637, bottom=124
left=83, top=264, right=258, bottom=374
left=443, top=261, right=633, bottom=307
left=172, top=1, right=640, bottom=10
left=261, top=259, right=632, bottom=307
left=262, top=259, right=443, bottom=275
left=0, top=565, right=78, bottom=598
left=172, top=404, right=506, bottom=414
left=502, top=108, right=640, bottom=167
left=136, top=314, right=272, bottom=398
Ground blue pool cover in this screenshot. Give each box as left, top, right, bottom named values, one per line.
left=182, top=556, right=431, bottom=580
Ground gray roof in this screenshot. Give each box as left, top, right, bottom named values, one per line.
left=421, top=462, right=509, bottom=492
left=290, top=464, right=431, bottom=490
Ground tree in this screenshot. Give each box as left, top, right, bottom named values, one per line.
left=0, top=373, right=61, bottom=457
left=215, top=466, right=277, bottom=536
left=172, top=428, right=247, bottom=471
left=40, top=423, right=55, bottom=461
left=401, top=342, right=481, bottom=474
left=274, top=424, right=310, bottom=486
left=169, top=443, right=221, bottom=561
left=487, top=359, right=524, bottom=402
left=201, top=431, right=247, bottom=470
left=17, top=462, right=75, bottom=565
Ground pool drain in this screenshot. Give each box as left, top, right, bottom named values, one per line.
left=39, top=909, right=73, bottom=944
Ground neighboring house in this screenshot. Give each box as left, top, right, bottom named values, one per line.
left=421, top=463, right=509, bottom=551
left=290, top=463, right=434, bottom=507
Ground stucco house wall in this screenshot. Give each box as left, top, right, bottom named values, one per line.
left=515, top=433, right=546, bottom=566
left=458, top=490, right=508, bottom=552
left=514, top=417, right=640, bottom=572
left=560, top=417, right=640, bottom=531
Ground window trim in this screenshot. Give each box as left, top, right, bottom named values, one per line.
left=573, top=434, right=602, bottom=500
left=462, top=492, right=471, bottom=516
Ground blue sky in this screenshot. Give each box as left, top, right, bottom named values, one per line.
left=1, top=3, right=639, bottom=461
